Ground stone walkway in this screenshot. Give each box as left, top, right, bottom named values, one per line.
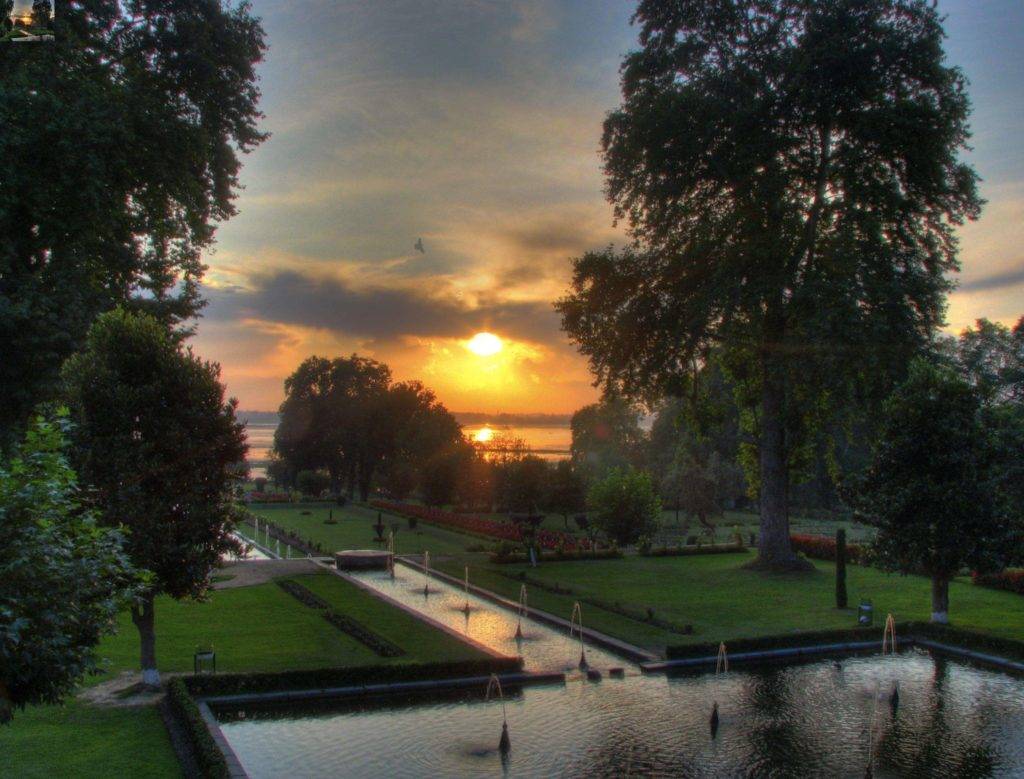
left=214, top=557, right=323, bottom=589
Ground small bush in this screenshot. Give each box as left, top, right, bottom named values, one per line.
left=972, top=569, right=1024, bottom=596
left=790, top=533, right=867, bottom=565
left=640, top=543, right=747, bottom=557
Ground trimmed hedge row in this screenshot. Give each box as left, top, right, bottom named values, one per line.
left=498, top=571, right=695, bottom=636
left=275, top=579, right=405, bottom=657
left=489, top=548, right=623, bottom=564
left=166, top=679, right=229, bottom=779
left=640, top=543, right=748, bottom=558
left=972, top=569, right=1024, bottom=596
left=182, top=657, right=524, bottom=697
left=666, top=622, right=1024, bottom=664
left=790, top=533, right=867, bottom=565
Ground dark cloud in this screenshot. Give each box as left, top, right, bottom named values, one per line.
left=204, top=270, right=562, bottom=344
left=959, top=265, right=1024, bottom=292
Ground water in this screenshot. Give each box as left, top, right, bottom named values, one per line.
left=217, top=651, right=1024, bottom=777
left=349, top=562, right=626, bottom=673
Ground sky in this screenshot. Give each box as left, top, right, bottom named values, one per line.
left=191, top=0, right=1024, bottom=414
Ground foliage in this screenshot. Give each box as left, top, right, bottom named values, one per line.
left=950, top=317, right=1024, bottom=405
left=640, top=543, right=747, bottom=558
left=166, top=679, right=229, bottom=779
left=587, top=467, right=661, bottom=546
left=790, top=533, right=866, bottom=566
left=296, top=469, right=331, bottom=498
left=371, top=500, right=582, bottom=551
left=274, top=357, right=463, bottom=501
left=489, top=547, right=622, bottom=564
left=0, top=0, right=267, bottom=443
left=419, top=444, right=468, bottom=507
left=557, top=0, right=981, bottom=569
left=30, top=0, right=49, bottom=28
left=972, top=570, right=1024, bottom=597
left=849, top=358, right=1013, bottom=622
left=62, top=309, right=247, bottom=681
left=570, top=399, right=645, bottom=479
left=502, top=455, right=549, bottom=514
left=0, top=415, right=135, bottom=723
left=544, top=460, right=588, bottom=529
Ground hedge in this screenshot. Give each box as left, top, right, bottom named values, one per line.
left=489, top=548, right=622, bottom=564
left=666, top=622, right=1024, bottom=664
left=181, top=657, right=524, bottom=698
left=370, top=500, right=584, bottom=551
left=275, top=579, right=404, bottom=657
left=790, top=533, right=867, bottom=565
left=972, top=569, right=1024, bottom=596
left=640, top=543, right=749, bottom=558
left=166, top=679, right=230, bottom=778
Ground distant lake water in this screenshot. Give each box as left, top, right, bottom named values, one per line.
left=241, top=417, right=571, bottom=475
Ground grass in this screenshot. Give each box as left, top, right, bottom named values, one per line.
left=246, top=501, right=483, bottom=559
left=437, top=553, right=1024, bottom=652
left=1, top=701, right=181, bottom=779
left=5, top=568, right=487, bottom=777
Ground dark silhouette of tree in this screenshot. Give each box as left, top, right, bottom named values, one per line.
left=850, top=358, right=1013, bottom=623
left=30, top=0, right=49, bottom=28
left=0, top=0, right=267, bottom=445
left=570, top=398, right=645, bottom=479
left=0, top=415, right=136, bottom=723
left=63, top=310, right=247, bottom=687
left=558, top=0, right=981, bottom=570
left=544, top=460, right=587, bottom=529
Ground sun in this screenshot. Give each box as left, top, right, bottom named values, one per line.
left=466, top=332, right=503, bottom=357
left=473, top=426, right=494, bottom=443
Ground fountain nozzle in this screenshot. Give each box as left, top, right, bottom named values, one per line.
left=710, top=701, right=719, bottom=737
left=499, top=721, right=511, bottom=754
left=578, top=650, right=589, bottom=671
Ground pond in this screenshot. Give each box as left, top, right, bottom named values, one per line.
left=216, top=650, right=1024, bottom=777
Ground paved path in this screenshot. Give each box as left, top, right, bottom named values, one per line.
left=214, top=558, right=323, bottom=589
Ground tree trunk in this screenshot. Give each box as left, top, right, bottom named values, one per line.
left=0, top=679, right=12, bottom=724
left=131, top=593, right=160, bottom=688
left=748, top=343, right=812, bottom=572
left=931, top=576, right=950, bottom=624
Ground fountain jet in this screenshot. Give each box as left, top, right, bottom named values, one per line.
left=485, top=674, right=510, bottom=755
left=515, top=584, right=528, bottom=640
left=387, top=532, right=395, bottom=579
left=882, top=613, right=897, bottom=655
left=422, top=550, right=431, bottom=596
left=463, top=565, right=471, bottom=614
left=710, top=701, right=719, bottom=738
left=569, top=602, right=588, bottom=670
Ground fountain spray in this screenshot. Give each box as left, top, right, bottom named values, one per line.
left=486, top=674, right=510, bottom=755
left=462, top=565, right=471, bottom=614
left=570, top=602, right=588, bottom=670
left=515, top=584, right=528, bottom=640
left=422, top=550, right=430, bottom=596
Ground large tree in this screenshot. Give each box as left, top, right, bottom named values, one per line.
left=0, top=0, right=266, bottom=445
left=851, top=358, right=1015, bottom=623
left=62, top=309, right=247, bottom=687
left=569, top=398, right=645, bottom=479
left=1, top=415, right=135, bottom=723
left=558, top=0, right=980, bottom=570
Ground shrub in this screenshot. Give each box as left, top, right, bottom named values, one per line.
left=790, top=533, right=867, bottom=565
left=640, top=543, right=747, bottom=557
left=166, top=679, right=229, bottom=778
left=972, top=569, right=1024, bottom=596
left=587, top=468, right=661, bottom=546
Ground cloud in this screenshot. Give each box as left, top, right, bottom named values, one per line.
left=957, top=264, right=1024, bottom=292
left=203, top=269, right=563, bottom=345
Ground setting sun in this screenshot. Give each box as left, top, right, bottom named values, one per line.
left=472, top=425, right=494, bottom=443
left=465, top=332, right=503, bottom=357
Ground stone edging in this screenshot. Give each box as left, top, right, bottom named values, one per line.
left=196, top=700, right=250, bottom=778
left=404, top=558, right=659, bottom=664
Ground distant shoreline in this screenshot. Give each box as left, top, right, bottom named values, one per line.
left=238, top=410, right=573, bottom=428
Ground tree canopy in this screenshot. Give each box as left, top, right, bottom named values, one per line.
left=559, top=0, right=980, bottom=570
left=62, top=309, right=246, bottom=685
left=588, top=467, right=661, bottom=546
left=0, top=0, right=267, bottom=444
left=0, top=415, right=135, bottom=723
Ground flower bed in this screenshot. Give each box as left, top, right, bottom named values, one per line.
left=972, top=569, right=1024, bottom=596
left=790, top=533, right=867, bottom=564
left=370, top=500, right=584, bottom=551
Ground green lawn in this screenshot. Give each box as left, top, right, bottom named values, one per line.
left=5, top=568, right=486, bottom=777
left=441, top=553, right=1024, bottom=653
left=246, top=501, right=483, bottom=558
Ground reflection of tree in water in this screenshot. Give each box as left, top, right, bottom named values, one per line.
left=874, top=654, right=996, bottom=778
left=739, top=667, right=821, bottom=778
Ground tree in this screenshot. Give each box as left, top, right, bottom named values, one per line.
left=0, top=0, right=266, bottom=446
left=587, top=467, right=661, bottom=546
left=1, top=1, right=13, bottom=32
left=420, top=445, right=469, bottom=507
left=558, top=0, right=980, bottom=570
left=544, top=460, right=587, bottom=529
left=296, top=469, right=330, bottom=498
left=569, top=399, right=645, bottom=479
left=0, top=415, right=135, bottom=723
left=504, top=455, right=549, bottom=515
left=850, top=359, right=1012, bottom=623
left=62, top=310, right=247, bottom=686
left=30, top=0, right=48, bottom=28
left=953, top=317, right=1024, bottom=406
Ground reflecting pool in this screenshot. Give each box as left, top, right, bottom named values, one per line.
left=217, top=650, right=1024, bottom=777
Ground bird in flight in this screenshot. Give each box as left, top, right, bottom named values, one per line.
left=414, top=238, right=426, bottom=254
